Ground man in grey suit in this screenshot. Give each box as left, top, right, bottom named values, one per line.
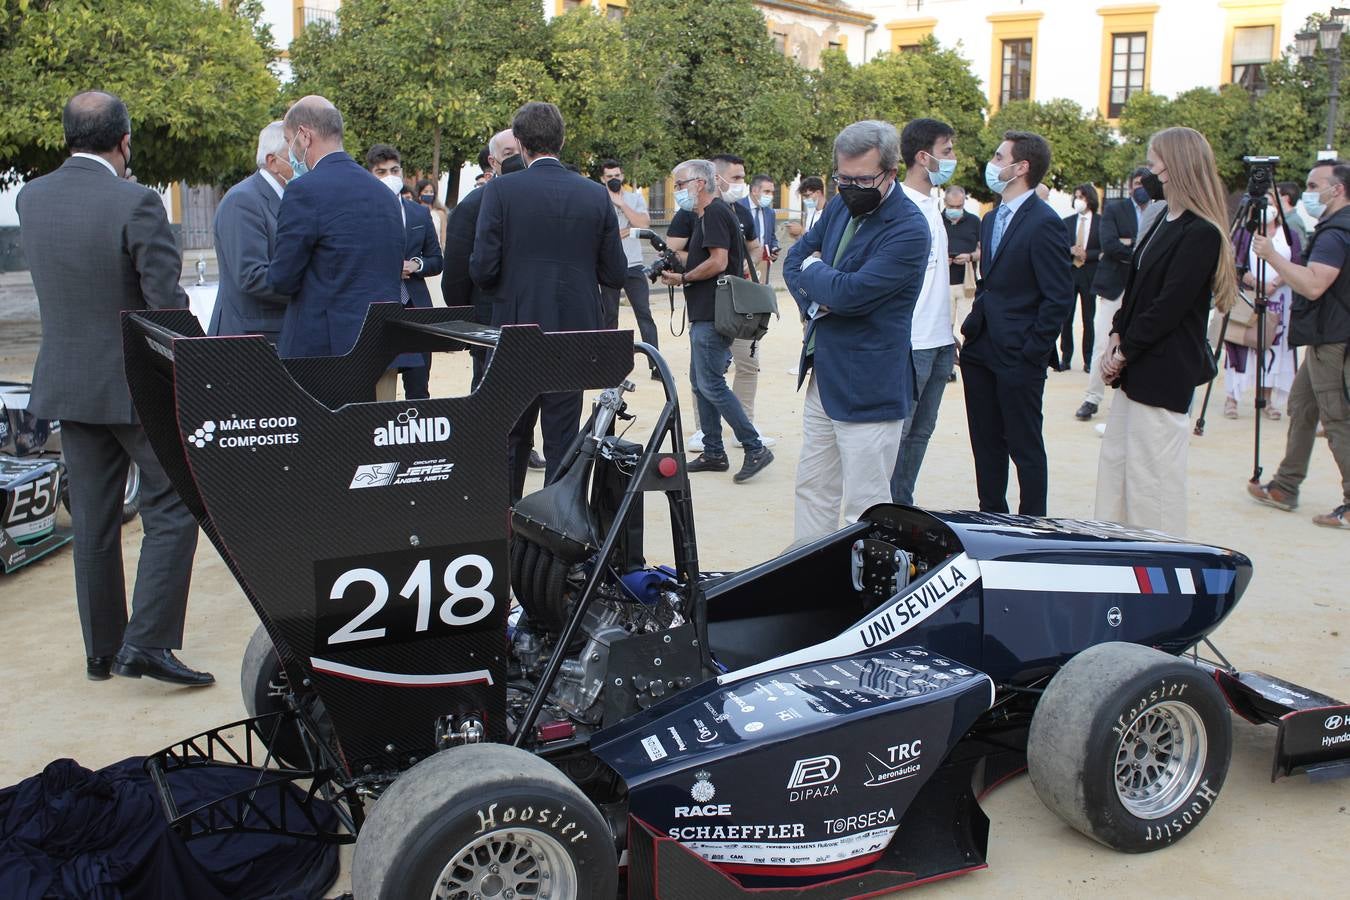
left=208, top=121, right=293, bottom=340
left=17, top=91, right=212, bottom=687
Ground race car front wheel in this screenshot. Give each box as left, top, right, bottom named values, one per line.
left=352, top=743, right=617, bottom=900
left=240, top=623, right=329, bottom=769
left=1027, top=641, right=1231, bottom=853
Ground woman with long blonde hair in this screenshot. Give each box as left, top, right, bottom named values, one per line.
left=1095, top=126, right=1234, bottom=535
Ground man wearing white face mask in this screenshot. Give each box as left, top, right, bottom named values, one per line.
left=366, top=144, right=444, bottom=400
left=891, top=118, right=958, bottom=505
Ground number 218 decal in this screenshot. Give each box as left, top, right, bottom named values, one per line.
left=314, top=544, right=499, bottom=650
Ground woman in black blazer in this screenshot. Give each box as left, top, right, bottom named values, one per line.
left=1094, top=127, right=1237, bottom=536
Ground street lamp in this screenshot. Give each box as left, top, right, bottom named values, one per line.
left=1299, top=9, right=1350, bottom=158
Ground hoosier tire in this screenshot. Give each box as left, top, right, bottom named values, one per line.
left=1027, top=642, right=1231, bottom=853
left=352, top=743, right=618, bottom=900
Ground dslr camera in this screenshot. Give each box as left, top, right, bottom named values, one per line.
left=633, top=229, right=683, bottom=284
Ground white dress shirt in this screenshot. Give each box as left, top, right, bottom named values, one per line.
left=71, top=152, right=117, bottom=177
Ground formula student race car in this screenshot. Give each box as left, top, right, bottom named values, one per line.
left=119, top=305, right=1350, bottom=899
left=0, top=382, right=144, bottom=573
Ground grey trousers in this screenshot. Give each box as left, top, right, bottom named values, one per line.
left=60, top=421, right=198, bottom=656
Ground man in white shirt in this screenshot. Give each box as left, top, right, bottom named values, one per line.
left=597, top=159, right=660, bottom=377
left=891, top=119, right=958, bottom=505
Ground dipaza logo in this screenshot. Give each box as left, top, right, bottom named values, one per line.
left=373, top=408, right=451, bottom=446
left=787, top=755, right=840, bottom=790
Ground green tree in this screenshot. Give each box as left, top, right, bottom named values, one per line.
left=546, top=8, right=667, bottom=185
left=289, top=0, right=548, bottom=196
left=0, top=0, right=278, bottom=188
left=981, top=99, right=1114, bottom=197
left=623, top=0, right=811, bottom=182
left=1114, top=85, right=1255, bottom=189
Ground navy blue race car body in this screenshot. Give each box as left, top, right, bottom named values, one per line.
left=118, top=306, right=1349, bottom=899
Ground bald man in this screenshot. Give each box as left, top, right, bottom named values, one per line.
left=268, top=95, right=404, bottom=361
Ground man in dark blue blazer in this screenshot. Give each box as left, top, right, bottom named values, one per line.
left=209, top=121, right=293, bottom=342
left=267, top=96, right=403, bottom=362
left=365, top=144, right=444, bottom=400
left=469, top=102, right=627, bottom=500
left=784, top=120, right=930, bottom=542
left=961, top=131, right=1073, bottom=516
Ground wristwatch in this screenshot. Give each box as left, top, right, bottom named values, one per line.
left=410, top=256, right=424, bottom=273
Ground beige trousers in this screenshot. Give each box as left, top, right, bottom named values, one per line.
left=1094, top=392, right=1190, bottom=536
left=793, top=375, right=904, bottom=542
left=375, top=369, right=399, bottom=402
left=731, top=338, right=759, bottom=423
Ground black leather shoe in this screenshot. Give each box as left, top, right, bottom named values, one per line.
left=528, top=450, right=546, bottom=470
left=1074, top=401, right=1099, bottom=421
left=687, top=452, right=730, bottom=473
left=112, top=645, right=215, bottom=687
left=87, top=656, right=112, bottom=681
left=734, top=447, right=775, bottom=483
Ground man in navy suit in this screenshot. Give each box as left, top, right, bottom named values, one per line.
left=209, top=121, right=292, bottom=342
left=784, top=120, right=930, bottom=542
left=366, top=144, right=444, bottom=400
left=961, top=131, right=1073, bottom=516
left=744, top=174, right=779, bottom=282
left=470, top=102, right=627, bottom=500
left=268, top=96, right=403, bottom=365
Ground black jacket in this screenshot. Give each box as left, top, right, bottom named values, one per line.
left=1289, top=205, right=1350, bottom=347
left=442, top=184, right=492, bottom=323
left=469, top=157, right=627, bottom=331
left=1063, top=210, right=1101, bottom=290
left=1112, top=209, right=1221, bottom=413
left=1091, top=197, right=1144, bottom=300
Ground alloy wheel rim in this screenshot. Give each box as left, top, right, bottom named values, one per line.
left=434, top=827, right=577, bottom=900
left=1114, top=700, right=1208, bottom=818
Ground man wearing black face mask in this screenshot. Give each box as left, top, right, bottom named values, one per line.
left=783, top=120, right=930, bottom=542
left=1075, top=166, right=1165, bottom=421
left=597, top=159, right=659, bottom=376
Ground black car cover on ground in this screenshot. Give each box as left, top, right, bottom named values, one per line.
left=0, top=757, right=339, bottom=899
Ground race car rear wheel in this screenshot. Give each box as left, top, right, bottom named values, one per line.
left=240, top=623, right=326, bottom=768
left=352, top=743, right=617, bottom=900
left=58, top=461, right=141, bottom=523
left=1027, top=641, right=1231, bottom=853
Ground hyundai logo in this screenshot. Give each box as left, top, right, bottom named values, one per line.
left=1326, top=714, right=1345, bottom=731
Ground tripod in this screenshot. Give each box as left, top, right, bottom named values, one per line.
left=1192, top=190, right=1286, bottom=487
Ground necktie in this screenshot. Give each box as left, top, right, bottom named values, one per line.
left=805, top=217, right=861, bottom=357
left=990, top=204, right=1012, bottom=260
left=1074, top=214, right=1087, bottom=268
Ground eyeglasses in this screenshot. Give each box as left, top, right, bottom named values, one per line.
left=673, top=177, right=704, bottom=189
left=831, top=170, right=887, bottom=188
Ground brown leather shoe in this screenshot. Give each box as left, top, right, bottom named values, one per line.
left=1247, top=481, right=1296, bottom=511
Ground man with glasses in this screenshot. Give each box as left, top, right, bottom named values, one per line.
left=658, top=159, right=774, bottom=483
left=960, top=131, right=1073, bottom=516
left=784, top=120, right=929, bottom=542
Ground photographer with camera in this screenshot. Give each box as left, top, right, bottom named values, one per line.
left=1247, top=159, right=1350, bottom=529
left=598, top=160, right=659, bottom=378
left=660, top=159, right=774, bottom=483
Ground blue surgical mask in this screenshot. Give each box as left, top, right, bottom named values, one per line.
left=674, top=188, right=695, bottom=212
left=288, top=134, right=309, bottom=180
left=984, top=160, right=1011, bottom=195
left=1302, top=189, right=1327, bottom=219
left=758, top=194, right=773, bottom=209
left=944, top=206, right=963, bottom=221
left=803, top=198, right=817, bottom=212
left=927, top=157, right=958, bottom=187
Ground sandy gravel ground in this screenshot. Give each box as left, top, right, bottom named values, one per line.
left=0, top=287, right=1346, bottom=898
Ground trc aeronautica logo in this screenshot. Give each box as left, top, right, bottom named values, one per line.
left=188, top=421, right=215, bottom=448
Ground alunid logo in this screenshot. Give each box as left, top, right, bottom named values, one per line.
left=373, top=408, right=451, bottom=447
